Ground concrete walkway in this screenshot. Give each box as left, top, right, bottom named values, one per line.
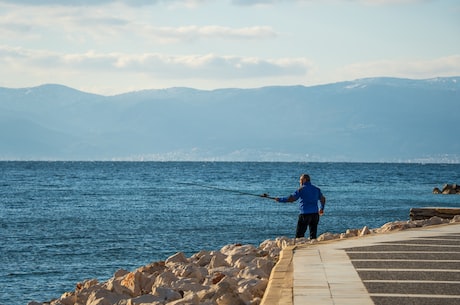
left=261, top=223, right=460, bottom=305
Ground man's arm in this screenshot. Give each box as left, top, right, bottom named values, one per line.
left=319, top=195, right=326, bottom=215
left=275, top=194, right=298, bottom=203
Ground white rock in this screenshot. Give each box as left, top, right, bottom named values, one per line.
left=129, top=293, right=163, bottom=305
left=255, top=257, right=275, bottom=277
left=168, top=291, right=200, bottom=305
left=238, top=278, right=268, bottom=299
left=208, top=251, right=229, bottom=268
left=85, top=289, right=126, bottom=305
left=153, top=270, right=178, bottom=287
left=225, top=245, right=261, bottom=267
left=152, top=286, right=182, bottom=302
left=216, top=290, right=246, bottom=305
left=222, top=244, right=257, bottom=256
left=166, top=252, right=189, bottom=266
left=207, top=266, right=240, bottom=282
left=171, top=277, right=209, bottom=293
left=450, top=215, right=460, bottom=223
left=173, top=263, right=207, bottom=282
left=259, top=239, right=276, bottom=251
left=273, top=236, right=288, bottom=249
left=194, top=251, right=213, bottom=267
left=318, top=232, right=339, bottom=241
left=359, top=226, right=370, bottom=236
left=346, top=229, right=359, bottom=237
left=239, top=265, right=268, bottom=279
left=233, top=254, right=258, bottom=269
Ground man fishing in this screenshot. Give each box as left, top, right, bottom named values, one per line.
left=275, top=174, right=326, bottom=240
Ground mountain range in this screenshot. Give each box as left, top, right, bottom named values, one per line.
left=1, top=77, right=459, bottom=162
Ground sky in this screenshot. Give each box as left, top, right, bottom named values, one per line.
left=0, top=0, right=459, bottom=95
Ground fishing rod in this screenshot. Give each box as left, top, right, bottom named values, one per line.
left=181, top=182, right=276, bottom=200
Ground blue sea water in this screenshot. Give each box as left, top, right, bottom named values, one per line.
left=1, top=161, right=459, bottom=305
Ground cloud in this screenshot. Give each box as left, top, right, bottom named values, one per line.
left=0, top=0, right=208, bottom=7
left=144, top=25, right=277, bottom=43
left=337, top=55, right=460, bottom=80
left=1, top=0, right=430, bottom=7
left=0, top=7, right=275, bottom=47
left=231, top=0, right=431, bottom=5
left=0, top=45, right=312, bottom=80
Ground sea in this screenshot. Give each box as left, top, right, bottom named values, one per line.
left=1, top=161, right=459, bottom=305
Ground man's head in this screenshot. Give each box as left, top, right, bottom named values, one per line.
left=299, top=174, right=310, bottom=185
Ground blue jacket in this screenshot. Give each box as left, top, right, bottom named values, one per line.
left=279, top=182, right=324, bottom=214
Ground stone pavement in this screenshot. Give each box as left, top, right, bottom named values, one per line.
left=261, top=223, right=460, bottom=305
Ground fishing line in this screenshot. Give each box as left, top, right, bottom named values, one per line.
left=181, top=182, right=276, bottom=200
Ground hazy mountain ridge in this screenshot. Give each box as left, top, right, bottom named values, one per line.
left=1, top=77, right=459, bottom=162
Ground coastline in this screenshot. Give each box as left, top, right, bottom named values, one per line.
left=29, top=215, right=460, bottom=305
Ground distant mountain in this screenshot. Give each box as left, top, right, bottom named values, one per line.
left=1, top=77, right=459, bottom=162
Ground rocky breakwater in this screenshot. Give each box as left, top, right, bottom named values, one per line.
left=30, top=242, right=281, bottom=305
left=433, top=183, right=460, bottom=194
left=30, top=215, right=460, bottom=305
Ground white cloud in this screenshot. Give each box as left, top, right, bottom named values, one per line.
left=231, top=0, right=430, bottom=5
left=0, top=45, right=312, bottom=79
left=0, top=0, right=210, bottom=7
left=336, top=55, right=460, bottom=81
left=143, top=25, right=277, bottom=44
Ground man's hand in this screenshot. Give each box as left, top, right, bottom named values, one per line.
left=319, top=209, right=324, bottom=216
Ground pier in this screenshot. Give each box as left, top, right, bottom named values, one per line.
left=261, top=222, right=460, bottom=305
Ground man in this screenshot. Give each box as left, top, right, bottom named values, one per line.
left=275, top=174, right=326, bottom=239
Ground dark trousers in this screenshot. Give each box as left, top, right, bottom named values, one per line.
left=296, top=213, right=320, bottom=239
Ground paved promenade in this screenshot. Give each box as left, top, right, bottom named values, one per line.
left=261, top=223, right=460, bottom=305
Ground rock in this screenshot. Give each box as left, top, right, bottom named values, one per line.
left=171, top=277, right=208, bottom=293
left=192, top=250, right=213, bottom=267
left=120, top=271, right=145, bottom=297
left=318, top=232, right=340, bottom=241
left=213, top=278, right=246, bottom=305
left=129, top=294, right=163, bottom=305
left=238, top=278, right=268, bottom=299
left=136, top=261, right=165, bottom=274
left=76, top=279, right=99, bottom=291
left=360, top=226, right=371, bottom=236
left=216, top=290, right=246, bottom=305
left=85, top=289, right=126, bottom=305
left=377, top=221, right=406, bottom=233
left=166, top=252, right=189, bottom=266
left=239, top=265, right=268, bottom=279
left=254, top=257, right=275, bottom=277
left=168, top=291, right=200, bottom=305
left=151, top=286, right=182, bottom=302
left=153, top=270, right=178, bottom=287
left=424, top=216, right=446, bottom=226
left=435, top=183, right=460, bottom=194
left=57, top=291, right=76, bottom=305
left=432, top=187, right=441, bottom=194
left=223, top=244, right=259, bottom=267
left=211, top=272, right=226, bottom=284
left=208, top=251, right=229, bottom=268
left=173, top=263, right=207, bottom=282
left=451, top=215, right=460, bottom=223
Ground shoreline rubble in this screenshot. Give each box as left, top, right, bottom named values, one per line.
left=29, top=215, right=460, bottom=305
